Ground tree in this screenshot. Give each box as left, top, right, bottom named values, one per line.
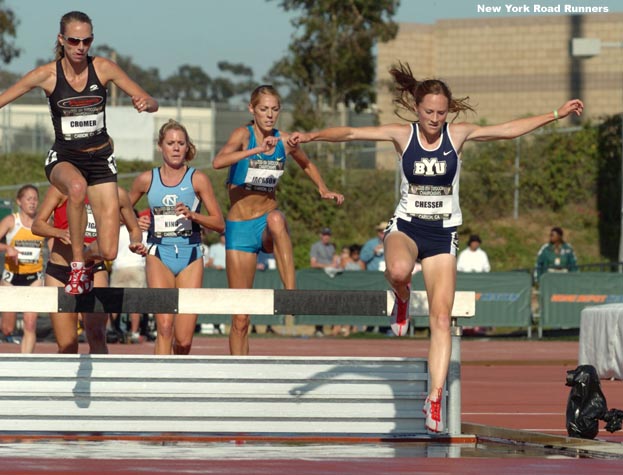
left=597, top=114, right=622, bottom=262
left=0, top=0, right=19, bottom=64
left=215, top=61, right=257, bottom=101
left=163, top=64, right=211, bottom=101
left=269, top=0, right=399, bottom=130
left=92, top=44, right=163, bottom=98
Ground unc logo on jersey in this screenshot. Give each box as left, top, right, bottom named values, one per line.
left=413, top=158, right=447, bottom=176
left=161, top=194, right=178, bottom=207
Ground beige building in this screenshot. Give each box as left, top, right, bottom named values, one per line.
left=375, top=13, right=623, bottom=168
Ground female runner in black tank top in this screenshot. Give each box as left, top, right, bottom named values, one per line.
left=0, top=11, right=158, bottom=295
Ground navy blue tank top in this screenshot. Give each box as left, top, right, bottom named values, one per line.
left=394, top=122, right=462, bottom=228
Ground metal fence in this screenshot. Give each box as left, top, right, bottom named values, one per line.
left=0, top=96, right=379, bottom=169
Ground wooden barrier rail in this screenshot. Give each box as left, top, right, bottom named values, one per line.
left=0, top=287, right=475, bottom=317
left=0, top=288, right=475, bottom=437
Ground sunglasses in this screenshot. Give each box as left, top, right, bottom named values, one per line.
left=63, top=35, right=94, bottom=47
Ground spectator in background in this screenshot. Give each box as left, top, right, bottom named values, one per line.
left=333, top=244, right=364, bottom=337
left=457, top=234, right=491, bottom=273
left=310, top=227, right=340, bottom=336
left=339, top=245, right=351, bottom=269
left=310, top=227, right=340, bottom=271
left=256, top=250, right=275, bottom=271
left=535, top=226, right=578, bottom=281
left=361, top=221, right=387, bottom=271
left=342, top=244, right=365, bottom=271
left=456, top=234, right=490, bottom=336
left=206, top=233, right=226, bottom=270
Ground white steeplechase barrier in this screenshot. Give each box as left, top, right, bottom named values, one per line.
left=0, top=288, right=475, bottom=437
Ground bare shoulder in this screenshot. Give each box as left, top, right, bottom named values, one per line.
left=32, top=61, right=57, bottom=79
left=92, top=56, right=115, bottom=69
left=92, top=56, right=123, bottom=83
left=23, top=62, right=57, bottom=89
left=448, top=121, right=478, bottom=143
left=234, top=125, right=251, bottom=139
left=133, top=170, right=153, bottom=190
left=191, top=168, right=210, bottom=185
left=382, top=122, right=412, bottom=137
left=0, top=212, right=15, bottom=226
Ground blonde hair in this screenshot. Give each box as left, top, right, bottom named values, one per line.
left=157, top=119, right=197, bottom=162
left=249, top=84, right=281, bottom=108
left=54, top=11, right=93, bottom=61
left=389, top=62, right=474, bottom=119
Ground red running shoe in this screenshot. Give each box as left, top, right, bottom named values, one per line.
left=423, top=387, right=444, bottom=433
left=389, top=284, right=410, bottom=336
left=65, top=262, right=93, bottom=295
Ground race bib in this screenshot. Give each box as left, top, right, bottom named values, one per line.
left=14, top=240, right=42, bottom=264
left=406, top=184, right=453, bottom=220
left=244, top=158, right=285, bottom=192
left=153, top=206, right=192, bottom=237
left=85, top=204, right=97, bottom=238
left=61, top=112, right=105, bottom=139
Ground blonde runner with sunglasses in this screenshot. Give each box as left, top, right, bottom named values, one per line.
left=0, top=10, right=158, bottom=296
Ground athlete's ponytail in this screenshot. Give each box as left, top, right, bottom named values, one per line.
left=389, top=61, right=474, bottom=119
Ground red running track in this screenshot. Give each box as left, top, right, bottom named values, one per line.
left=1, top=336, right=622, bottom=474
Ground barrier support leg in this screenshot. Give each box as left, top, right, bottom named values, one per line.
left=447, top=317, right=462, bottom=435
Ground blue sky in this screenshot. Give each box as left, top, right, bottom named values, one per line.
left=5, top=0, right=622, bottom=81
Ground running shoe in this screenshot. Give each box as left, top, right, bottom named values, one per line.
left=3, top=334, right=21, bottom=344
left=65, top=262, right=93, bottom=295
left=389, top=284, right=410, bottom=336
left=128, top=332, right=142, bottom=344
left=423, top=388, right=444, bottom=433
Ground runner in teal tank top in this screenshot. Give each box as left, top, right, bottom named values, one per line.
left=213, top=85, right=344, bottom=356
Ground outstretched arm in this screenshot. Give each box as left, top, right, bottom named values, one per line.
left=456, top=99, right=584, bottom=144
left=0, top=63, right=55, bottom=109
left=288, top=123, right=409, bottom=148
left=95, top=57, right=158, bottom=113
left=287, top=142, right=344, bottom=205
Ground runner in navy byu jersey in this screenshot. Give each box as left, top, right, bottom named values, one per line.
left=289, top=62, right=584, bottom=433
left=0, top=11, right=158, bottom=295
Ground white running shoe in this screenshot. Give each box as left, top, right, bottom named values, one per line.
left=423, top=388, right=444, bottom=433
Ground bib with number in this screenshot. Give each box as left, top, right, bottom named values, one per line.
left=406, top=184, right=453, bottom=220
left=152, top=206, right=192, bottom=238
